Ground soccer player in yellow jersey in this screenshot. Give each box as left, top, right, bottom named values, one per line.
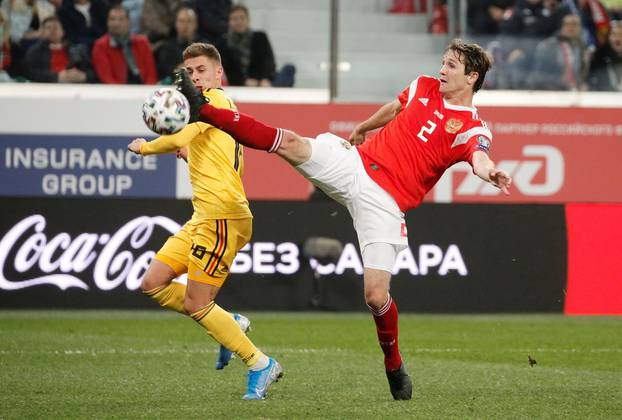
left=127, top=43, right=282, bottom=400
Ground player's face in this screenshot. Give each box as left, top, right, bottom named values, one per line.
left=438, top=50, right=477, bottom=96
left=184, top=55, right=223, bottom=92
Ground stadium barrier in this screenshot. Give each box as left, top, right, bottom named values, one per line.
left=1, top=86, right=620, bottom=314
left=0, top=198, right=572, bottom=313
left=1, top=85, right=622, bottom=203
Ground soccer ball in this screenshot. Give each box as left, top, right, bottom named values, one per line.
left=142, top=87, right=190, bottom=135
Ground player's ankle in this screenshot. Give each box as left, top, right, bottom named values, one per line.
left=249, top=355, right=270, bottom=371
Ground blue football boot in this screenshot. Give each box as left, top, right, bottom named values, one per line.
left=242, top=358, right=283, bottom=400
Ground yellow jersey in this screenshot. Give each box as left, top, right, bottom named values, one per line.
left=140, top=88, right=251, bottom=220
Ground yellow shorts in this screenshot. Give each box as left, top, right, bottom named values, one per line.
left=154, top=218, right=252, bottom=287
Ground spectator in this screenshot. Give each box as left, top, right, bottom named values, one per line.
left=57, top=0, right=108, bottom=50
left=530, top=13, right=589, bottom=89
left=91, top=4, right=156, bottom=84
left=587, top=20, right=622, bottom=90
left=154, top=6, right=204, bottom=81
left=494, top=0, right=569, bottom=88
left=561, top=0, right=611, bottom=49
left=468, top=0, right=512, bottom=35
left=216, top=4, right=295, bottom=87
left=1, top=0, right=56, bottom=43
left=195, top=0, right=230, bottom=43
left=23, top=15, right=95, bottom=82
left=140, top=0, right=183, bottom=43
left=0, top=11, right=14, bottom=81
left=1, top=0, right=58, bottom=76
left=121, top=0, right=143, bottom=34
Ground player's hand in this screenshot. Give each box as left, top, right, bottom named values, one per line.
left=127, top=138, right=146, bottom=154
left=176, top=147, right=188, bottom=162
left=489, top=169, right=512, bottom=195
left=348, top=127, right=366, bottom=145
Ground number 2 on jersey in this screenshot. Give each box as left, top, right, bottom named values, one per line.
left=417, top=120, right=437, bottom=143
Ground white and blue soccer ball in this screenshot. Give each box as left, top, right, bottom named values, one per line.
left=142, top=87, right=190, bottom=135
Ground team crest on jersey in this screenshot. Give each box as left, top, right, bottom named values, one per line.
left=445, top=118, right=463, bottom=133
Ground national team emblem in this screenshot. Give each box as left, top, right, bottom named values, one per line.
left=400, top=223, right=408, bottom=237
left=445, top=118, right=463, bottom=133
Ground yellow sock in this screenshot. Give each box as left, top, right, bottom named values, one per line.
left=143, top=282, right=186, bottom=314
left=190, top=302, right=264, bottom=367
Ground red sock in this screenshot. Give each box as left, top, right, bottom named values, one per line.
left=370, top=296, right=402, bottom=371
left=199, top=103, right=283, bottom=152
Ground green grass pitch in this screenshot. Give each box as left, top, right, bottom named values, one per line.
left=1, top=311, right=621, bottom=419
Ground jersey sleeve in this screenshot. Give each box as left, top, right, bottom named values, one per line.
left=140, top=123, right=201, bottom=155
left=464, top=134, right=492, bottom=164
left=397, top=77, right=422, bottom=108
left=450, top=124, right=493, bottom=164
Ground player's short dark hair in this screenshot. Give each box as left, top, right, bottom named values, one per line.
left=183, top=42, right=222, bottom=65
left=446, top=39, right=492, bottom=93
left=230, top=4, right=249, bottom=17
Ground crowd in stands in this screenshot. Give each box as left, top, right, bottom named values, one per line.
left=467, top=0, right=622, bottom=91
left=0, top=0, right=295, bottom=86
left=2, top=0, right=620, bottom=92
left=392, top=0, right=621, bottom=91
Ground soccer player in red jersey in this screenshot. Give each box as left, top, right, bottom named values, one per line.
left=175, top=39, right=512, bottom=400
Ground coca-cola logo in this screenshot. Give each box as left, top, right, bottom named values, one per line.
left=0, top=215, right=470, bottom=293
left=0, top=215, right=180, bottom=291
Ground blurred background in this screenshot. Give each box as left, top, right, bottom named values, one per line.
left=0, top=0, right=620, bottom=315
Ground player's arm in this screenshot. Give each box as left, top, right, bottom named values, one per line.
left=176, top=147, right=188, bottom=162
left=127, top=124, right=200, bottom=155
left=471, top=150, right=512, bottom=195
left=349, top=99, right=402, bottom=145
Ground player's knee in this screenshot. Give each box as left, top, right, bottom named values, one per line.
left=140, top=273, right=157, bottom=293
left=276, top=130, right=311, bottom=164
left=140, top=270, right=168, bottom=293
left=183, top=300, right=198, bottom=315
left=364, top=287, right=389, bottom=310
left=183, top=297, right=208, bottom=315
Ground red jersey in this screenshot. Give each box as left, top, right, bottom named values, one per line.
left=357, top=76, right=492, bottom=212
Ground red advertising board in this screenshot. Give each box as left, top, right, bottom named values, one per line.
left=238, top=103, right=622, bottom=204
left=564, top=204, right=622, bottom=315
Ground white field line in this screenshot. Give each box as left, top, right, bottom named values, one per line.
left=0, top=347, right=620, bottom=356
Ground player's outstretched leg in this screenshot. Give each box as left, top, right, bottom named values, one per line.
left=174, top=68, right=283, bottom=152
left=215, top=313, right=251, bottom=370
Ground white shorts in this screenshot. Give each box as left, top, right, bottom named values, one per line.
left=295, top=133, right=409, bottom=256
